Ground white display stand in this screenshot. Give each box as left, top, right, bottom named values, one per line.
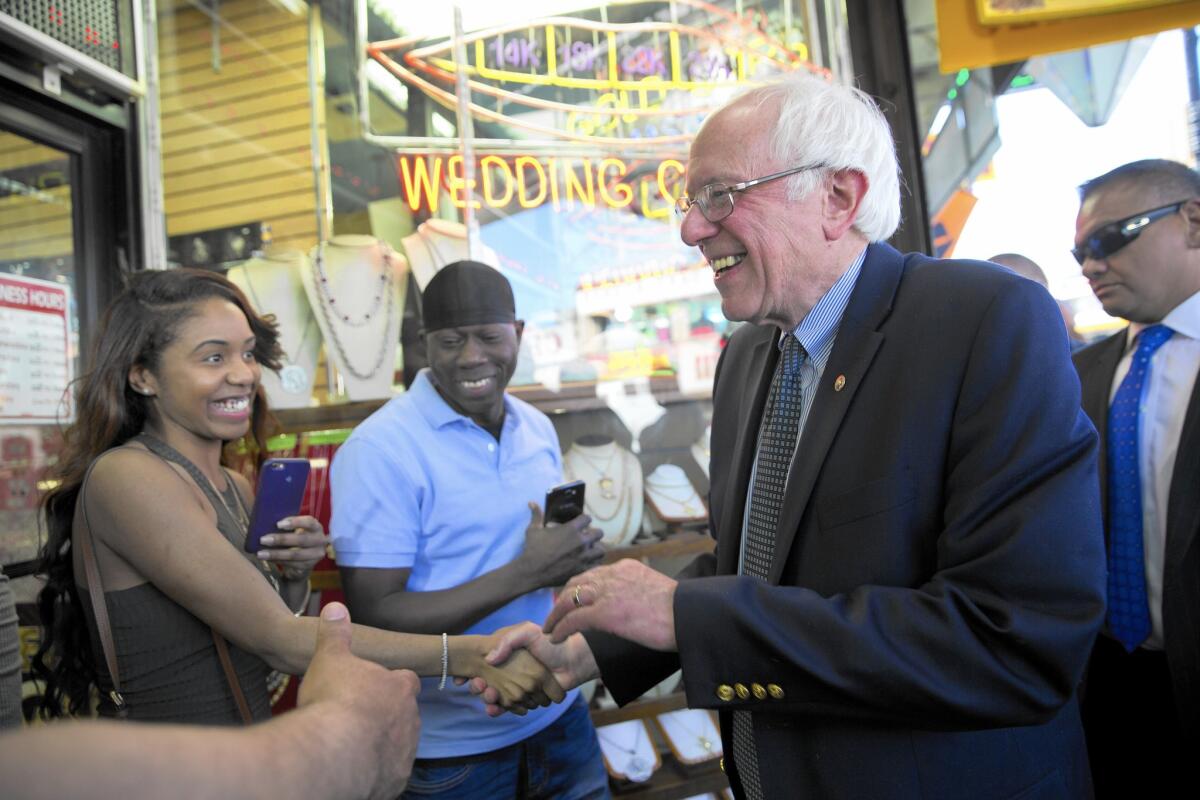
left=301, top=236, right=407, bottom=401
left=596, top=719, right=660, bottom=783
left=227, top=249, right=321, bottom=409
left=400, top=219, right=499, bottom=291
left=562, top=436, right=643, bottom=548
left=595, top=379, right=666, bottom=453
left=655, top=708, right=722, bottom=765
left=643, top=463, right=707, bottom=532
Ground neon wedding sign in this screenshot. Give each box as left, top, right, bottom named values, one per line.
left=396, top=153, right=686, bottom=216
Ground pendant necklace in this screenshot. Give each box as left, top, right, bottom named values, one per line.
left=564, top=460, right=633, bottom=527
left=597, top=723, right=654, bottom=781
left=571, top=443, right=620, bottom=499
left=644, top=470, right=703, bottom=517
left=237, top=266, right=317, bottom=394
left=310, top=247, right=397, bottom=381
left=661, top=710, right=719, bottom=755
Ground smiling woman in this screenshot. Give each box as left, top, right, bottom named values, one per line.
left=32, top=268, right=563, bottom=724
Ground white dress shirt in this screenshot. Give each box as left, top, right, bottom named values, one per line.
left=1109, top=289, right=1200, bottom=649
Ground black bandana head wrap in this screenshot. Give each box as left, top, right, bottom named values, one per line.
left=421, top=260, right=516, bottom=332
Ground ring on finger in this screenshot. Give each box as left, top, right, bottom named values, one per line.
left=572, top=585, right=584, bottom=608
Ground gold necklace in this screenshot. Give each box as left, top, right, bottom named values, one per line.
left=644, top=473, right=703, bottom=518
left=570, top=443, right=620, bottom=499
left=661, top=709, right=718, bottom=754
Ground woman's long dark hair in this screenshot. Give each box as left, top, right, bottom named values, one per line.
left=33, top=268, right=282, bottom=717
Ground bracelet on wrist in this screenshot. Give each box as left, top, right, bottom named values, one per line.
left=292, top=582, right=312, bottom=617
left=438, top=632, right=449, bottom=690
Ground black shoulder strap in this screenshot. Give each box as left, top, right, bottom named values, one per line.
left=77, top=450, right=134, bottom=716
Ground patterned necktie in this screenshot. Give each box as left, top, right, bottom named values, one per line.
left=1106, top=323, right=1173, bottom=652
left=733, top=333, right=807, bottom=800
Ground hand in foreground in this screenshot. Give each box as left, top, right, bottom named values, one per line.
left=458, top=631, right=566, bottom=715
left=257, top=514, right=329, bottom=582
left=300, top=602, right=420, bottom=800
left=515, top=503, right=605, bottom=589
left=466, top=622, right=600, bottom=717
left=543, top=560, right=679, bottom=651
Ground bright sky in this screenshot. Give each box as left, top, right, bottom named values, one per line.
left=952, top=29, right=1192, bottom=330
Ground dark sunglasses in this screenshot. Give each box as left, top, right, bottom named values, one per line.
left=1072, top=201, right=1188, bottom=266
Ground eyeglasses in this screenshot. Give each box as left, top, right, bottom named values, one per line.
left=674, top=163, right=827, bottom=223
left=1072, top=201, right=1188, bottom=266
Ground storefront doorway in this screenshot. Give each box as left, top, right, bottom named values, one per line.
left=0, top=82, right=127, bottom=601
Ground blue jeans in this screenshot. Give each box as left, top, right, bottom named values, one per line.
left=401, top=696, right=610, bottom=800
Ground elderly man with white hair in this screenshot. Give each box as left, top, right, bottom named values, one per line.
left=486, top=73, right=1107, bottom=800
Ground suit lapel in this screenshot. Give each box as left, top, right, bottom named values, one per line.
left=1075, top=330, right=1127, bottom=522
left=1165, top=361, right=1200, bottom=576
left=767, top=243, right=901, bottom=585
left=717, top=330, right=778, bottom=576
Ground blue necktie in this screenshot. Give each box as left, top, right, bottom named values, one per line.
left=1106, top=323, right=1173, bottom=652
left=732, top=334, right=806, bottom=800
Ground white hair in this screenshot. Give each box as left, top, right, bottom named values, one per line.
left=720, top=73, right=903, bottom=242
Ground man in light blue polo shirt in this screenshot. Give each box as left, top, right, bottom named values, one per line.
left=330, top=260, right=608, bottom=799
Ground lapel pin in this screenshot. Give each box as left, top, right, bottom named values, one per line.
left=833, top=374, right=846, bottom=392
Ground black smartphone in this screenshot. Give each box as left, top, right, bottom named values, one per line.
left=544, top=480, right=586, bottom=524
left=244, top=458, right=311, bottom=553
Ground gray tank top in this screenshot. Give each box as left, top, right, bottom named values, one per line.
left=79, top=434, right=272, bottom=724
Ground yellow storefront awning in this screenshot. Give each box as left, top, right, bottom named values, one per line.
left=936, top=0, right=1200, bottom=72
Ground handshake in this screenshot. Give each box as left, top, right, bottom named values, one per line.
left=466, top=558, right=681, bottom=715
left=288, top=560, right=677, bottom=799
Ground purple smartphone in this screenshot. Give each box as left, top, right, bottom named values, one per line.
left=244, top=458, right=311, bottom=553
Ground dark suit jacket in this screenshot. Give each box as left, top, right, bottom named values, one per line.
left=592, top=242, right=1106, bottom=799
left=1074, top=329, right=1200, bottom=738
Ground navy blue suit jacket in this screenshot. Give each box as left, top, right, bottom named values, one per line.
left=1074, top=329, right=1200, bottom=739
left=593, top=242, right=1106, bottom=799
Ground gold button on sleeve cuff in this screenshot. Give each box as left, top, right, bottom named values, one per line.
left=734, top=683, right=750, bottom=700
left=716, top=684, right=735, bottom=702
left=720, top=757, right=726, bottom=773
left=751, top=682, right=767, bottom=700
left=767, top=683, right=785, bottom=700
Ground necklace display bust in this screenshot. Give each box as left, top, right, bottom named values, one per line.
left=643, top=463, right=707, bottom=531
left=226, top=249, right=320, bottom=409
left=400, top=219, right=499, bottom=290
left=562, top=435, right=643, bottom=548
left=301, top=235, right=408, bottom=401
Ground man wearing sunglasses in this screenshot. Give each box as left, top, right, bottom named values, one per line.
left=1072, top=159, right=1200, bottom=796
left=482, top=73, right=1105, bottom=799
